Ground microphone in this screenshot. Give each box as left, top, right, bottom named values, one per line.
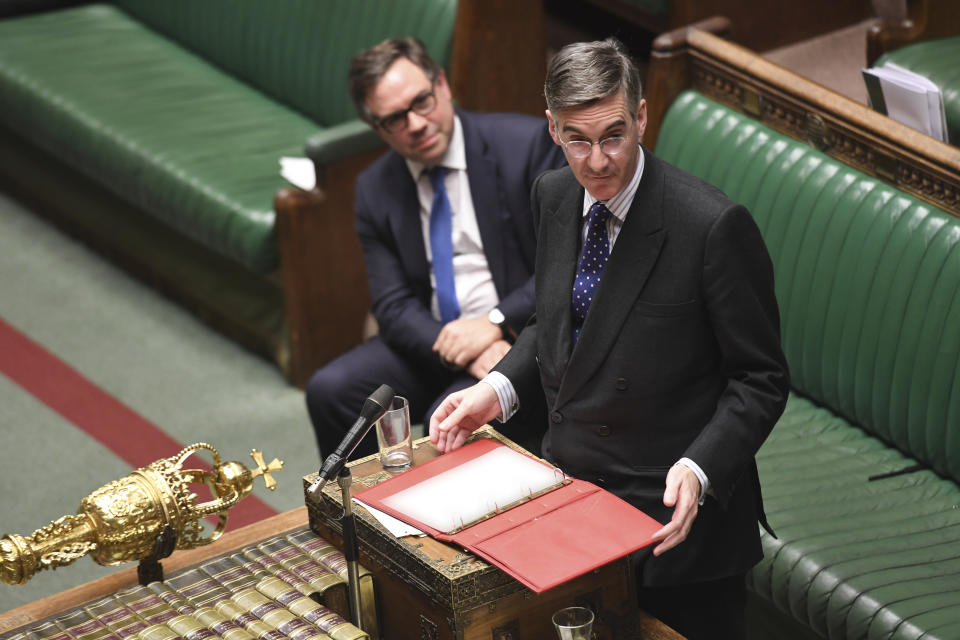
left=307, top=384, right=395, bottom=498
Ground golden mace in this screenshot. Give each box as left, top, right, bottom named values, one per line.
left=1, top=443, right=283, bottom=586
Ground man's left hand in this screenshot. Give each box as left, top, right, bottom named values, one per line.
left=433, top=316, right=502, bottom=368
left=651, top=463, right=701, bottom=556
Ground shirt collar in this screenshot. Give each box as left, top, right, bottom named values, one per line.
left=582, top=145, right=645, bottom=221
left=405, top=114, right=466, bottom=181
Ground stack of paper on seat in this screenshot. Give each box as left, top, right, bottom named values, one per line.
left=862, top=62, right=949, bottom=142
left=354, top=438, right=662, bottom=592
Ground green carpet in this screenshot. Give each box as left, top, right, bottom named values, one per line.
left=0, top=190, right=316, bottom=612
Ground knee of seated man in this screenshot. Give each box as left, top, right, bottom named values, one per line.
left=304, top=365, right=360, bottom=458
left=305, top=364, right=352, bottom=422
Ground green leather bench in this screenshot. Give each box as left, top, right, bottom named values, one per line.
left=2, top=1, right=435, bottom=272
left=657, top=90, right=960, bottom=639
left=876, top=36, right=960, bottom=145
left=0, top=0, right=453, bottom=383
left=0, top=0, right=547, bottom=385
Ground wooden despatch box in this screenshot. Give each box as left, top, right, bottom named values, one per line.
left=303, top=428, right=683, bottom=640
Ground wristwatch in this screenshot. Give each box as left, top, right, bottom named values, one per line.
left=487, top=307, right=507, bottom=337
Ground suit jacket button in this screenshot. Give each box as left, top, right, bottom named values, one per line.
left=551, top=411, right=563, bottom=424
left=616, top=378, right=628, bottom=391
left=596, top=477, right=606, bottom=488
left=597, top=425, right=611, bottom=436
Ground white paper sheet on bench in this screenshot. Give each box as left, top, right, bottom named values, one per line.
left=279, top=156, right=315, bottom=190
left=356, top=500, right=424, bottom=537
left=378, top=446, right=564, bottom=534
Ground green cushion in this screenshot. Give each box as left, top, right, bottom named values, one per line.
left=113, top=0, right=458, bottom=128
left=0, top=4, right=316, bottom=272
left=657, top=91, right=960, bottom=639
left=657, top=90, right=960, bottom=482
left=876, top=36, right=960, bottom=145
left=0, top=1, right=458, bottom=272
left=751, top=394, right=960, bottom=640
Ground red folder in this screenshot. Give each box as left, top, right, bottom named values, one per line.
left=354, top=438, right=663, bottom=592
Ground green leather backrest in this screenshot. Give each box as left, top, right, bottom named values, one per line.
left=877, top=36, right=960, bottom=145
left=657, top=90, right=960, bottom=482
left=113, top=0, right=458, bottom=127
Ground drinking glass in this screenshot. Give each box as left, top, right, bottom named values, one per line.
left=376, top=396, right=413, bottom=471
left=552, top=606, right=594, bottom=640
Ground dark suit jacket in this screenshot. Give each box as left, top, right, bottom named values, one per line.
left=354, top=109, right=566, bottom=375
left=496, top=148, right=790, bottom=586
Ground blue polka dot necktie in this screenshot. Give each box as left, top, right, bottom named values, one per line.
left=572, top=201, right=611, bottom=343
left=427, top=166, right=460, bottom=323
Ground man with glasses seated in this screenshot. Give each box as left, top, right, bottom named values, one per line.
left=305, top=37, right=565, bottom=461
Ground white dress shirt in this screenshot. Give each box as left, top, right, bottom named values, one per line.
left=404, top=116, right=499, bottom=321
left=482, top=148, right=710, bottom=501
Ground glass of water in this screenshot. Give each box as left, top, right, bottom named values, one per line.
left=376, top=396, right=413, bottom=471
left=552, top=606, right=594, bottom=640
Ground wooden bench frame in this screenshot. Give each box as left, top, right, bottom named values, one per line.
left=582, top=0, right=875, bottom=52
left=644, top=17, right=960, bottom=219
left=867, top=0, right=960, bottom=65
left=0, top=0, right=549, bottom=388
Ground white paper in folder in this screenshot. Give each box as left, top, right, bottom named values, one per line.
left=862, top=62, right=948, bottom=142
left=379, top=446, right=565, bottom=534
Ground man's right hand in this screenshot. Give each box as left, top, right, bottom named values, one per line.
left=429, top=382, right=502, bottom=452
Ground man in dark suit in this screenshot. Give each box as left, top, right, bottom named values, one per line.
left=430, top=38, right=789, bottom=639
left=305, top=38, right=564, bottom=460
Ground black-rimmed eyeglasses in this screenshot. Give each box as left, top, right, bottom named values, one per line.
left=372, top=85, right=438, bottom=134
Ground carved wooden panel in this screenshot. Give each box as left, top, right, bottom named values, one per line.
left=654, top=31, right=960, bottom=217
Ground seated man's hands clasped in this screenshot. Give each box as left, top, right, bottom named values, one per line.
left=429, top=382, right=502, bottom=452
left=466, top=339, right=510, bottom=379
left=432, top=316, right=503, bottom=371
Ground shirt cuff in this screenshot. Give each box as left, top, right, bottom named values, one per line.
left=481, top=371, right=519, bottom=422
left=676, top=457, right=710, bottom=505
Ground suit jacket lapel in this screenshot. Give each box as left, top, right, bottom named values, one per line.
left=461, top=112, right=508, bottom=297
left=537, top=178, right=582, bottom=384
left=555, top=148, right=666, bottom=408
left=385, top=153, right=430, bottom=285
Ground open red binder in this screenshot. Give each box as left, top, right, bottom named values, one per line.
left=354, top=438, right=663, bottom=593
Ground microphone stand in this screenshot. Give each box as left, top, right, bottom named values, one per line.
left=337, top=466, right=364, bottom=630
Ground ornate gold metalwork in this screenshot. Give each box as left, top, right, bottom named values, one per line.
left=873, top=152, right=898, bottom=182
left=805, top=112, right=834, bottom=152
left=686, top=48, right=960, bottom=217
left=1, top=443, right=282, bottom=586
left=742, top=89, right=762, bottom=118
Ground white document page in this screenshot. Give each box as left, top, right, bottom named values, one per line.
left=879, top=72, right=934, bottom=137
left=279, top=156, right=316, bottom=190
left=356, top=500, right=424, bottom=537
left=863, top=63, right=947, bottom=142
left=376, top=446, right=565, bottom=534
left=883, top=62, right=946, bottom=142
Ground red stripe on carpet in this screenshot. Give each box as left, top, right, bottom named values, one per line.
left=0, top=317, right=277, bottom=529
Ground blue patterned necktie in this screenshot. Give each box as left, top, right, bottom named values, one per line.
left=572, top=201, right=611, bottom=343
left=427, top=166, right=460, bottom=323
